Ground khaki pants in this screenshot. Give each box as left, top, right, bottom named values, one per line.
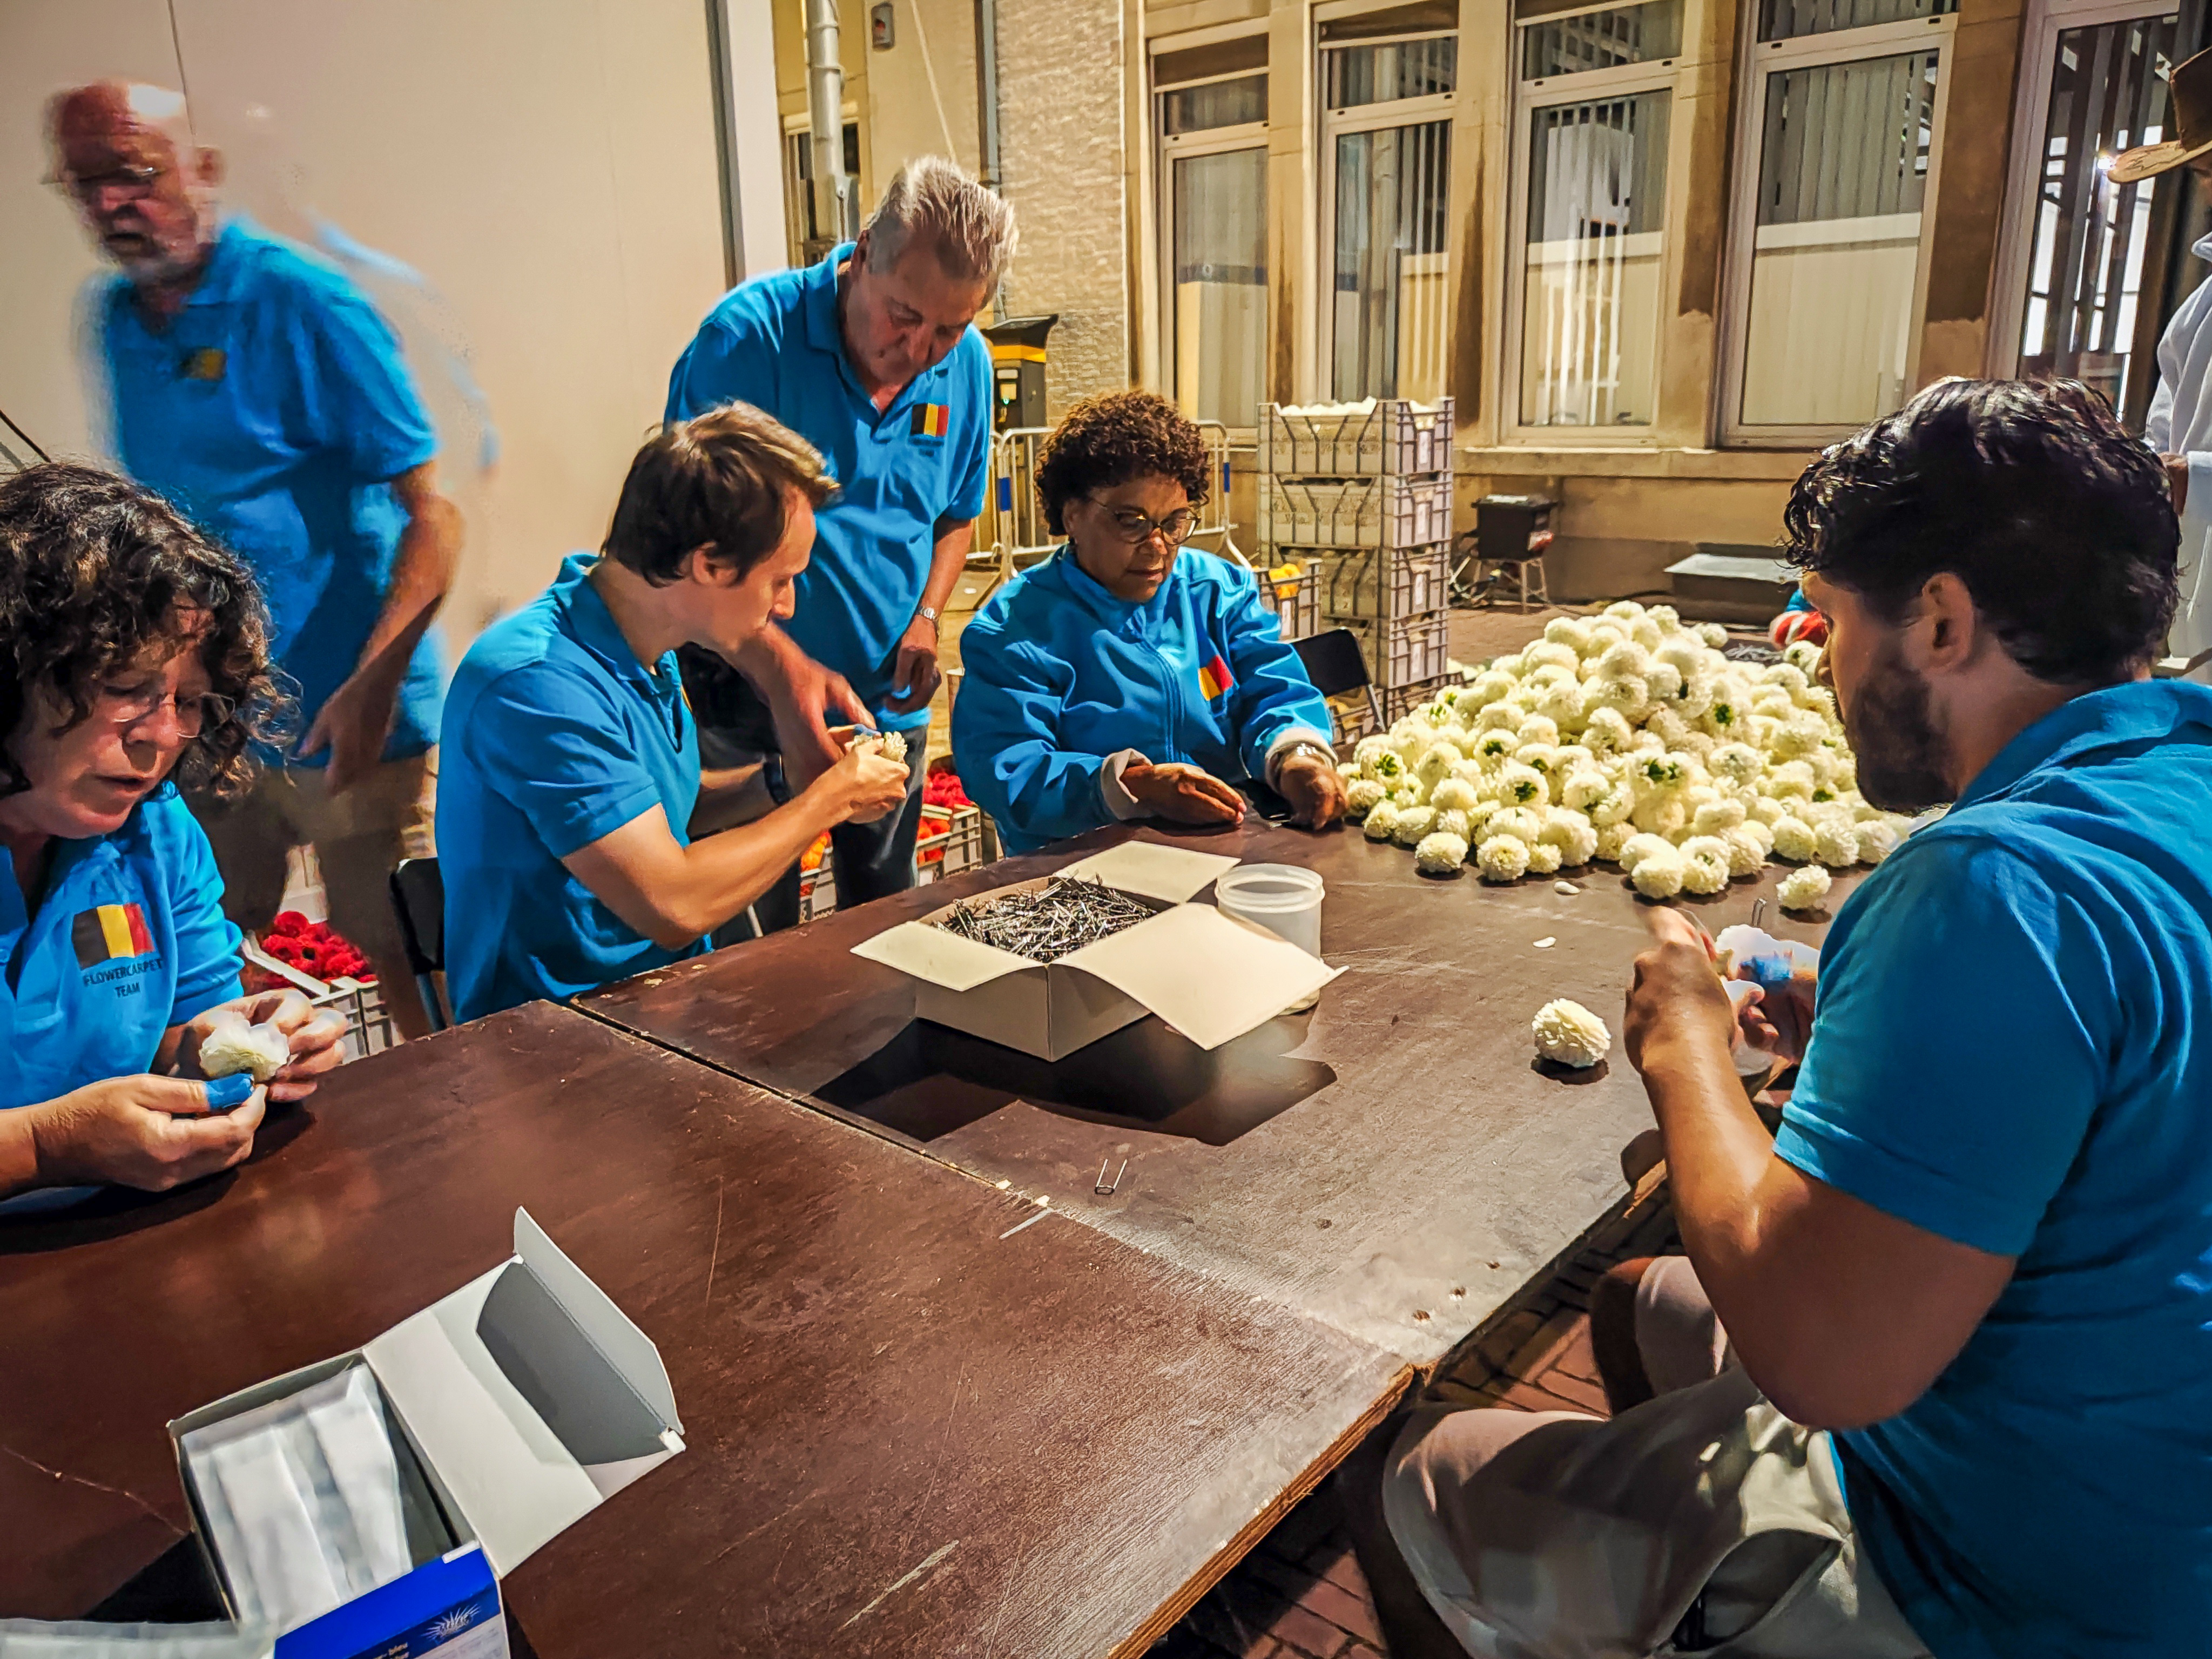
left=191, top=754, right=436, bottom=1038
left=1384, top=1258, right=1930, bottom=1658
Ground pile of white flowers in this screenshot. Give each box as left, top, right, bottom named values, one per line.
left=1343, top=599, right=1913, bottom=893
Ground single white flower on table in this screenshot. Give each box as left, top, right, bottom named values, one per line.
left=1630, top=847, right=1688, bottom=899
left=1476, top=833, right=1533, bottom=882
left=1532, top=999, right=1612, bottom=1069
left=1363, top=801, right=1401, bottom=841
left=1415, top=831, right=1470, bottom=874
left=1345, top=779, right=1387, bottom=818
left=1777, top=864, right=1832, bottom=912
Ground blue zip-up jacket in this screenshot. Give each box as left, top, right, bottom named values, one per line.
left=953, top=547, right=1333, bottom=853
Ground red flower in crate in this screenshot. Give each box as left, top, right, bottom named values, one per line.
left=255, top=914, right=376, bottom=983
left=922, top=769, right=972, bottom=810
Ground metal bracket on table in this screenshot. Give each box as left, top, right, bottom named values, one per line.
left=1094, top=1157, right=1128, bottom=1196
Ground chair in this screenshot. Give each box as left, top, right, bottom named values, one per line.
left=388, top=857, right=451, bottom=1032
left=1294, top=627, right=1385, bottom=735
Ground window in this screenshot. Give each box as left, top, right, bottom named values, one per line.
left=1719, top=0, right=1957, bottom=441
left=781, top=121, right=861, bottom=266
left=1508, top=0, right=1683, bottom=434
left=1992, top=0, right=2177, bottom=417
left=1320, top=33, right=1456, bottom=401
left=1158, top=64, right=1269, bottom=426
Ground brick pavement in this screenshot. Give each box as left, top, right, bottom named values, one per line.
left=1152, top=1179, right=1679, bottom=1659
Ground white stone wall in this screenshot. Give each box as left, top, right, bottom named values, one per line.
left=994, top=0, right=1130, bottom=416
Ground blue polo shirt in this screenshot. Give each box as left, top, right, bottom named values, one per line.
left=436, top=555, right=705, bottom=1022
left=953, top=547, right=1333, bottom=853
left=95, top=216, right=444, bottom=764
left=664, top=243, right=990, bottom=731
left=1781, top=679, right=2212, bottom=1657
left=2, top=789, right=241, bottom=1109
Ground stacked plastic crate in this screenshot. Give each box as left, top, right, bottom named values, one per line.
left=1258, top=399, right=1455, bottom=734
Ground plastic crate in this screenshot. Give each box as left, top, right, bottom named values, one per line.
left=798, top=861, right=837, bottom=922
left=240, top=937, right=396, bottom=1063
left=914, top=804, right=987, bottom=886
left=1330, top=674, right=1460, bottom=740
left=1318, top=544, right=1448, bottom=621
left=1257, top=558, right=1322, bottom=641
left=1342, top=610, right=1451, bottom=689
left=1260, top=474, right=1453, bottom=551
left=1260, top=399, right=1455, bottom=477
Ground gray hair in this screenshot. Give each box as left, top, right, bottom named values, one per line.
left=862, top=157, right=1018, bottom=290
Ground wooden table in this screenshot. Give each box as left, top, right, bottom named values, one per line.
left=0, top=1003, right=1404, bottom=1656
left=583, top=822, right=1852, bottom=1364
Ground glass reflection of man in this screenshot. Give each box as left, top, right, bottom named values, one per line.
left=46, top=82, right=459, bottom=1036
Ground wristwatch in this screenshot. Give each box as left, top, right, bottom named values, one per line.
left=915, top=604, right=941, bottom=631
left=1270, top=740, right=1334, bottom=785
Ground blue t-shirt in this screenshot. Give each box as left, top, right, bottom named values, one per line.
left=663, top=243, right=990, bottom=732
left=1781, top=679, right=2212, bottom=1657
left=2, top=788, right=241, bottom=1108
left=953, top=547, right=1334, bottom=854
left=95, top=216, right=445, bottom=764
left=436, top=554, right=706, bottom=1022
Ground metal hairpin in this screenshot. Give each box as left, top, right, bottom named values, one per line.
left=1095, top=1157, right=1128, bottom=1196
left=937, top=875, right=1154, bottom=963
left=1751, top=896, right=1768, bottom=930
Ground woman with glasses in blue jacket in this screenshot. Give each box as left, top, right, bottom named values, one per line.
left=953, top=391, right=1346, bottom=854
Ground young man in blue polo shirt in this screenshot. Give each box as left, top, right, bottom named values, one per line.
left=49, top=82, right=461, bottom=1037
left=1361, top=380, right=2212, bottom=1658
left=664, top=156, right=1014, bottom=935
left=435, top=407, right=911, bottom=1022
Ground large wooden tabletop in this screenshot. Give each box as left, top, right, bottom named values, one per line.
left=583, top=822, right=1850, bottom=1363
left=0, top=1002, right=1404, bottom=1656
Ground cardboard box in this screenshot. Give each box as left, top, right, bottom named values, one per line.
left=170, top=1211, right=684, bottom=1659
left=851, top=844, right=1341, bottom=1062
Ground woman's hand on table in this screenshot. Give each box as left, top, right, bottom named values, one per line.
left=1276, top=752, right=1348, bottom=829
left=25, top=1074, right=267, bottom=1192
left=1122, top=760, right=1246, bottom=827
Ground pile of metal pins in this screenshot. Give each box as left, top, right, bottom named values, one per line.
left=935, top=876, right=1155, bottom=963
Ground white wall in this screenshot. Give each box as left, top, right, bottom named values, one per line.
left=0, top=0, right=745, bottom=643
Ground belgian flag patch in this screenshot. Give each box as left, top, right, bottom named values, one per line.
left=73, top=902, right=154, bottom=968
left=909, top=403, right=950, bottom=437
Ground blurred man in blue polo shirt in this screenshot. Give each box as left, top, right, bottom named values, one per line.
left=665, top=156, right=1013, bottom=935
left=48, top=82, right=460, bottom=1036
left=1361, top=381, right=2212, bottom=1659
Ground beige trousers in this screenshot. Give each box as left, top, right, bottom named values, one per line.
left=190, top=754, right=436, bottom=1038
left=1384, top=1258, right=1930, bottom=1659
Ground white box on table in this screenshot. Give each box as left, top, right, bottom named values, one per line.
left=850, top=842, right=1340, bottom=1062
left=168, top=1211, right=684, bottom=1659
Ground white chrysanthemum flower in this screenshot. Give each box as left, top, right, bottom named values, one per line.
left=1561, top=767, right=1609, bottom=811
left=1473, top=730, right=1519, bottom=766
left=1415, top=831, right=1470, bottom=874
left=1653, top=638, right=1704, bottom=678
left=1777, top=864, right=1832, bottom=911
left=1710, top=741, right=1763, bottom=785
left=1745, top=795, right=1786, bottom=828
left=1476, top=833, right=1533, bottom=882
left=1515, top=743, right=1562, bottom=779
left=1353, top=734, right=1390, bottom=768
left=1541, top=807, right=1599, bottom=867
left=1814, top=817, right=1859, bottom=868
left=1586, top=675, right=1652, bottom=722
left=1629, top=794, right=1688, bottom=839
left=1630, top=616, right=1664, bottom=650
left=1594, top=821, right=1634, bottom=861
left=1364, top=801, right=1401, bottom=841
left=1617, top=832, right=1674, bottom=873
left=198, top=1016, right=291, bottom=1083
left=1719, top=826, right=1768, bottom=877
left=1484, top=806, right=1548, bottom=848
left=1597, top=640, right=1652, bottom=682
left=1467, top=669, right=1517, bottom=710
left=1603, top=599, right=1648, bottom=624
left=1429, top=775, right=1480, bottom=813
left=1476, top=700, right=1526, bottom=736
left=1647, top=662, right=1685, bottom=704
left=1544, top=616, right=1595, bottom=654
left=1762, top=662, right=1811, bottom=695
left=1526, top=841, right=1564, bottom=875
left=1750, top=689, right=1796, bottom=723
left=1393, top=805, right=1440, bottom=847
left=1678, top=835, right=1732, bottom=895
left=1526, top=664, right=1575, bottom=693
left=1855, top=819, right=1901, bottom=865
left=1489, top=651, right=1528, bottom=678
left=1631, top=847, right=1687, bottom=898
left=1697, top=623, right=1729, bottom=649
left=1737, top=816, right=1775, bottom=855
left=1770, top=814, right=1818, bottom=862
left=1391, top=785, right=1422, bottom=809
left=1643, top=706, right=1692, bottom=750
left=1638, top=751, right=1689, bottom=791
left=1532, top=999, right=1612, bottom=1069
left=1588, top=783, right=1635, bottom=826
left=1415, top=741, right=1460, bottom=793
left=1783, top=639, right=1824, bottom=677
left=1671, top=672, right=1717, bottom=720
left=1366, top=748, right=1406, bottom=786
left=1494, top=762, right=1550, bottom=807
left=1796, top=685, right=1837, bottom=722
left=1345, top=779, right=1387, bottom=818
left=1512, top=714, right=1558, bottom=748
left=1766, top=715, right=1827, bottom=760
left=1537, top=679, right=1587, bottom=731
left=1763, top=760, right=1816, bottom=799
left=1692, top=798, right=1748, bottom=835
left=1648, top=604, right=1683, bottom=635
left=1582, top=706, right=1634, bottom=753
left=1523, top=640, right=1580, bottom=675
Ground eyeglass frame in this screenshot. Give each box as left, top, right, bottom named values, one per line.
left=95, top=684, right=238, bottom=738
left=1082, top=496, right=1199, bottom=547
left=45, top=162, right=167, bottom=204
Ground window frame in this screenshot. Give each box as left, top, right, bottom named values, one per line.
left=1715, top=8, right=1959, bottom=447
left=1157, top=69, right=1272, bottom=434
left=1502, top=5, right=1688, bottom=447
left=1317, top=29, right=1460, bottom=403
left=1986, top=0, right=2179, bottom=381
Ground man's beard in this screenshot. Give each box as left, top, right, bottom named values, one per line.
left=1843, top=640, right=1953, bottom=813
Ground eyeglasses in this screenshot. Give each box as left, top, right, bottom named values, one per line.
left=47, top=163, right=164, bottom=204
left=1087, top=498, right=1197, bottom=547
left=97, top=683, right=237, bottom=737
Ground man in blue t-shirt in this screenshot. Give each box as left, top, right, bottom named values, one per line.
left=48, top=82, right=461, bottom=1037
left=1364, top=380, right=2212, bottom=1658
left=436, top=407, right=909, bottom=1022
left=664, top=157, right=1012, bottom=937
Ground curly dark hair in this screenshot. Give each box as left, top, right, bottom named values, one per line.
left=1782, top=377, right=2179, bottom=685
left=1035, top=390, right=1212, bottom=536
left=0, top=463, right=284, bottom=800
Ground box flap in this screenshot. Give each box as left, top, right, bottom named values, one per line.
left=1059, top=902, right=1340, bottom=1050
left=363, top=1225, right=683, bottom=1577
left=850, top=916, right=1036, bottom=991
left=512, top=1210, right=683, bottom=1440
left=1056, top=843, right=1240, bottom=904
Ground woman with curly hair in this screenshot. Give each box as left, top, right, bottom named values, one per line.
left=953, top=392, right=1344, bottom=851
left=0, top=464, right=344, bottom=1199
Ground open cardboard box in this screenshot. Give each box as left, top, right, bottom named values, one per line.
left=169, top=1212, right=683, bottom=1659
left=851, top=843, right=1341, bottom=1062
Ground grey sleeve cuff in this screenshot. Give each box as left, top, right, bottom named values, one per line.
left=1100, top=749, right=1149, bottom=820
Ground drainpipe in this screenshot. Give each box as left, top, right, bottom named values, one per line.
left=805, top=0, right=853, bottom=245
left=973, top=0, right=1005, bottom=318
